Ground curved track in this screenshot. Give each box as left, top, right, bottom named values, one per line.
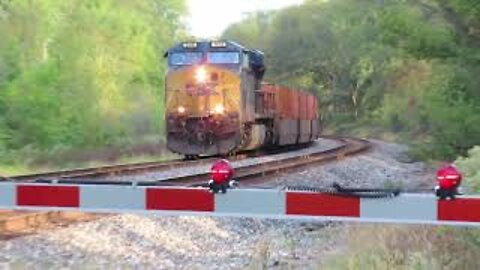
left=160, top=136, right=370, bottom=186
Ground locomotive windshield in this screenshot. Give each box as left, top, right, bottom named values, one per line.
left=169, top=51, right=241, bottom=66
left=206, top=52, right=240, bottom=64
left=169, top=52, right=203, bottom=66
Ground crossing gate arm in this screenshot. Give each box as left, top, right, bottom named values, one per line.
left=0, top=182, right=479, bottom=226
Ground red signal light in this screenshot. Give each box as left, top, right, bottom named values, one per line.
left=210, top=159, right=234, bottom=185
left=435, top=164, right=463, bottom=200
left=437, top=165, right=462, bottom=190
left=208, top=159, right=237, bottom=194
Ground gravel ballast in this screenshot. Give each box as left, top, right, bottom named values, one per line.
left=268, top=139, right=435, bottom=191
left=0, top=139, right=436, bottom=269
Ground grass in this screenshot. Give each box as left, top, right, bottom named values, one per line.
left=1, top=152, right=179, bottom=177
left=0, top=164, right=32, bottom=176
left=0, top=139, right=179, bottom=176
left=245, top=223, right=480, bottom=269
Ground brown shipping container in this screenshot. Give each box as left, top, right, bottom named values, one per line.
left=307, top=95, right=314, bottom=120
left=282, top=87, right=290, bottom=118
left=272, top=85, right=281, bottom=118
left=277, top=87, right=286, bottom=118
left=284, top=88, right=291, bottom=118
left=278, top=87, right=294, bottom=119
left=291, top=89, right=300, bottom=119
left=306, top=93, right=311, bottom=119
left=271, top=86, right=319, bottom=120
left=276, top=87, right=286, bottom=118
left=299, top=92, right=307, bottom=120
left=305, top=95, right=311, bottom=120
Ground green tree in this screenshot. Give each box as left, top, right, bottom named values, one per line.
left=0, top=0, right=186, bottom=162
left=222, top=0, right=480, bottom=159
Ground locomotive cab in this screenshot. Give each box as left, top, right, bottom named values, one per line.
left=164, top=41, right=264, bottom=157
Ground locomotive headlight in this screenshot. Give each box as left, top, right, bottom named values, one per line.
left=195, top=66, right=207, bottom=83
left=213, top=104, right=225, bottom=114
left=177, top=106, right=186, bottom=114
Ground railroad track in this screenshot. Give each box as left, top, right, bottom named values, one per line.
left=9, top=157, right=216, bottom=181
left=0, top=136, right=370, bottom=238
left=7, top=146, right=285, bottom=182
left=7, top=137, right=352, bottom=183
left=160, top=136, right=370, bottom=186
left=19, top=136, right=368, bottom=186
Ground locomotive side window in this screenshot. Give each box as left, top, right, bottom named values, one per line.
left=206, top=52, right=240, bottom=64
left=169, top=52, right=203, bottom=66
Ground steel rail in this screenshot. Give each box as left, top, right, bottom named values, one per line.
left=157, top=137, right=370, bottom=186
left=7, top=141, right=305, bottom=182
left=30, top=137, right=369, bottom=186
left=9, top=157, right=217, bottom=181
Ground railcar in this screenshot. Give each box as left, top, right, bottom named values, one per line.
left=164, top=40, right=320, bottom=158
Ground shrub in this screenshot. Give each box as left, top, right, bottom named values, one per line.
left=455, top=146, right=480, bottom=192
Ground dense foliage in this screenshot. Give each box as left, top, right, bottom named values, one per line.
left=223, top=0, right=480, bottom=160
left=0, top=0, right=186, bottom=163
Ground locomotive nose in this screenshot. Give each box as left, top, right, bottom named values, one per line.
left=165, top=63, right=242, bottom=156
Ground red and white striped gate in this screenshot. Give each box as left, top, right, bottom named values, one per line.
left=0, top=182, right=479, bottom=226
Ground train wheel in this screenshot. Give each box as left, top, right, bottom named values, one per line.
left=226, top=150, right=237, bottom=160
left=184, top=155, right=199, bottom=160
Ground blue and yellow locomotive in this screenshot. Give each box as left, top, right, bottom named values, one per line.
left=164, top=41, right=320, bottom=158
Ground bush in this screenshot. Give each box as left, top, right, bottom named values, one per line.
left=391, top=63, right=480, bottom=160
left=455, top=146, right=480, bottom=192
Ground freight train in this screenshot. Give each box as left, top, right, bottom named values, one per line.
left=164, top=40, right=320, bottom=159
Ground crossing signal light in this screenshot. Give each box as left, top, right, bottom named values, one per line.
left=208, top=159, right=236, bottom=194
left=435, top=164, right=463, bottom=200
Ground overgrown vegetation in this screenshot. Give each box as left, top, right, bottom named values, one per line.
left=325, top=225, right=480, bottom=269
left=0, top=0, right=186, bottom=169
left=223, top=0, right=480, bottom=160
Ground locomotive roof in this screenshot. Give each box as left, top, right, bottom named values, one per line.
left=167, top=40, right=264, bottom=59
left=165, top=40, right=265, bottom=70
